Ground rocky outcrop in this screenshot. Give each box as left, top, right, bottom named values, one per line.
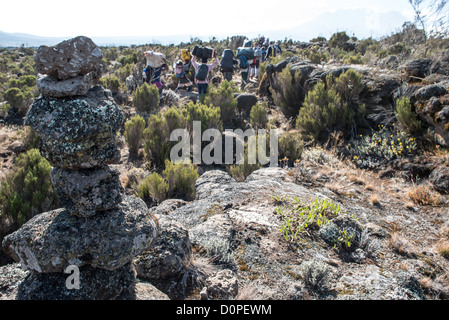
left=2, top=36, right=159, bottom=300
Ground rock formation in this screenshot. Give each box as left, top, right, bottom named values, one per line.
left=1, top=36, right=160, bottom=300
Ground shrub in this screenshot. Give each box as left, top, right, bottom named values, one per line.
left=143, top=113, right=172, bottom=167
left=273, top=66, right=305, bottom=118
left=4, top=87, right=25, bottom=109
left=184, top=101, right=222, bottom=132
left=133, top=83, right=160, bottom=113
left=227, top=143, right=261, bottom=182
left=279, top=131, right=304, bottom=162
left=100, top=75, right=121, bottom=94
left=395, top=97, right=422, bottom=134
left=137, top=172, right=169, bottom=204
left=347, top=125, right=418, bottom=168
left=0, top=148, right=58, bottom=228
left=329, top=31, right=350, bottom=49
left=296, top=80, right=351, bottom=140
left=163, top=160, right=199, bottom=201
left=249, top=103, right=268, bottom=129
left=344, top=52, right=363, bottom=64
left=301, top=46, right=330, bottom=64
left=333, top=69, right=365, bottom=104
left=203, top=81, right=238, bottom=124
left=124, top=115, right=146, bottom=155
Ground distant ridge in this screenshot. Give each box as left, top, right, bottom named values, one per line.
left=0, top=8, right=410, bottom=47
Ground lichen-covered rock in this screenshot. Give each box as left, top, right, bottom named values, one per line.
left=16, top=262, right=135, bottom=300
left=429, top=166, right=449, bottom=194
left=234, top=93, right=258, bottom=115
left=24, top=86, right=125, bottom=169
left=35, top=36, right=102, bottom=80
left=201, top=270, right=238, bottom=300
left=37, top=73, right=94, bottom=97
left=2, top=196, right=158, bottom=273
left=50, top=166, right=124, bottom=217
left=134, top=217, right=191, bottom=281
left=413, top=84, right=447, bottom=102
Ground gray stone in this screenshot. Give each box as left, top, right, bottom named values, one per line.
left=429, top=166, right=449, bottom=194
left=16, top=262, right=135, bottom=300
left=202, top=270, right=238, bottom=300
left=24, top=86, right=125, bottom=169
left=413, top=84, right=447, bottom=102
left=134, top=217, right=191, bottom=281
left=2, top=196, right=158, bottom=273
left=37, top=73, right=94, bottom=97
left=35, top=36, right=103, bottom=80
left=50, top=166, right=124, bottom=217
left=234, top=93, right=258, bottom=115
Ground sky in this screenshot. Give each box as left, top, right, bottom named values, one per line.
left=0, top=0, right=416, bottom=38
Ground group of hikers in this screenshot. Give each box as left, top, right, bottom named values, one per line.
left=142, top=36, right=283, bottom=100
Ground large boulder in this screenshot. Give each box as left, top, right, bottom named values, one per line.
left=2, top=196, right=158, bottom=273
left=50, top=166, right=124, bottom=217
left=429, top=166, right=449, bottom=194
left=399, top=59, right=432, bottom=82
left=35, top=36, right=103, bottom=80
left=24, top=86, right=125, bottom=169
left=16, top=262, right=135, bottom=300
left=234, top=93, right=258, bottom=115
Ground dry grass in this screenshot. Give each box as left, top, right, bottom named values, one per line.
left=388, top=232, right=416, bottom=257
left=408, top=185, right=439, bottom=206
left=370, top=194, right=381, bottom=206
left=435, top=241, right=449, bottom=259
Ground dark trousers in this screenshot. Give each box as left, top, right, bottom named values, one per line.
left=197, top=83, right=209, bottom=96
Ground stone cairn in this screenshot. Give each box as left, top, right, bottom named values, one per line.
left=2, top=36, right=159, bottom=300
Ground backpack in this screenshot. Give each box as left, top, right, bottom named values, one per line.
left=254, top=47, right=262, bottom=59
left=195, top=64, right=209, bottom=81
left=239, top=56, right=249, bottom=69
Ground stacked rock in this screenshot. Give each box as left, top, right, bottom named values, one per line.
left=1, top=36, right=158, bottom=300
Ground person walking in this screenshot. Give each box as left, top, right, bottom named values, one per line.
left=250, top=43, right=262, bottom=80
left=191, top=54, right=219, bottom=101
left=220, top=49, right=238, bottom=82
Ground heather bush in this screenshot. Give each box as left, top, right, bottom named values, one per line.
left=100, top=75, right=121, bottom=94
left=133, top=82, right=160, bottom=113
left=273, top=66, right=305, bottom=118
left=395, top=97, right=422, bottom=134
left=203, top=81, right=238, bottom=124
left=0, top=148, right=58, bottom=229
left=279, top=131, right=304, bottom=162
left=137, top=172, right=169, bottom=204
left=124, top=115, right=146, bottom=155
left=163, top=160, right=199, bottom=201
left=183, top=101, right=222, bottom=133
left=250, top=103, right=268, bottom=129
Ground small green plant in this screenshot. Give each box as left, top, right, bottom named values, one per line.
left=276, top=196, right=344, bottom=244
left=133, top=82, right=160, bottom=113
left=100, top=75, right=121, bottom=94
left=395, top=97, right=422, bottom=134
left=137, top=172, right=169, bottom=204
left=143, top=113, right=173, bottom=168
left=249, top=103, right=268, bottom=129
left=124, top=115, right=146, bottom=155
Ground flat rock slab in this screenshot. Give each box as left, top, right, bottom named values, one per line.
left=24, top=86, right=125, bottom=169
left=51, top=166, right=124, bottom=217
left=35, top=36, right=102, bottom=80
left=2, top=196, right=158, bottom=273
left=37, top=73, right=94, bottom=97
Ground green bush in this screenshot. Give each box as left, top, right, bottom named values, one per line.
left=0, top=149, right=58, bottom=228
left=273, top=66, right=304, bottom=118
left=4, top=88, right=25, bottom=109
left=395, top=97, right=422, bottom=134
left=344, top=53, right=363, bottom=64
left=296, top=80, right=351, bottom=140
left=301, top=46, right=330, bottom=64
left=333, top=69, right=365, bottom=104
left=227, top=142, right=261, bottom=182
left=163, top=160, right=199, bottom=201
left=279, top=131, right=304, bottom=162
left=329, top=31, right=350, bottom=49
left=133, top=83, right=160, bottom=113
left=124, top=115, right=146, bottom=155
left=143, top=113, right=173, bottom=168
left=250, top=103, right=268, bottom=129
left=100, top=75, right=121, bottom=94
left=184, top=101, right=222, bottom=132
left=137, top=172, right=169, bottom=204
left=203, top=81, right=238, bottom=124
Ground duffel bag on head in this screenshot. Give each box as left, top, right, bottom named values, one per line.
left=192, top=45, right=203, bottom=58
left=202, top=47, right=214, bottom=59
left=237, top=47, right=255, bottom=60
left=181, top=49, right=192, bottom=62
left=145, top=51, right=166, bottom=68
